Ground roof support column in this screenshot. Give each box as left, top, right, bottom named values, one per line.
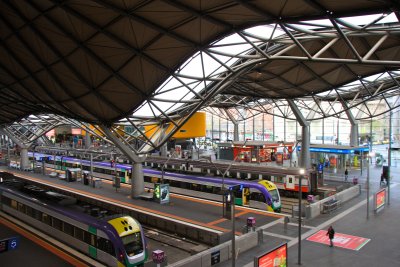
left=287, top=100, right=310, bottom=169
left=160, top=143, right=168, bottom=157
left=20, top=147, right=29, bottom=170
left=99, top=125, right=146, bottom=198
left=342, top=102, right=358, bottom=146
left=0, top=127, right=29, bottom=168
left=85, top=132, right=91, bottom=149
left=225, top=109, right=239, bottom=141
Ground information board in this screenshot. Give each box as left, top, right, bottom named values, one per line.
left=211, top=250, right=220, bottom=265
left=254, top=243, right=287, bottom=267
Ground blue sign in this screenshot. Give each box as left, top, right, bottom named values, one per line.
left=0, top=236, right=19, bottom=253
left=318, top=163, right=323, bottom=172
left=297, top=146, right=369, bottom=154
left=8, top=237, right=19, bottom=250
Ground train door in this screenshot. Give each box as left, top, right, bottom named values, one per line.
left=242, top=187, right=250, bottom=206
left=286, top=175, right=295, bottom=190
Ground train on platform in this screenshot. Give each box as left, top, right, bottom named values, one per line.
left=26, top=152, right=282, bottom=212
left=0, top=173, right=148, bottom=267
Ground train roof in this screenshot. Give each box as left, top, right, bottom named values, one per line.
left=144, top=168, right=273, bottom=199
left=108, top=216, right=141, bottom=237
left=0, top=177, right=124, bottom=242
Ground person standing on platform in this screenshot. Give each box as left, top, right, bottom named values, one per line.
left=326, top=226, right=335, bottom=247
left=344, top=169, right=348, bottom=181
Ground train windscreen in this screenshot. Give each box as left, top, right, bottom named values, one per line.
left=269, top=189, right=280, bottom=202
left=121, top=232, right=144, bottom=256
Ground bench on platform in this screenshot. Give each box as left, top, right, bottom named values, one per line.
left=322, top=199, right=341, bottom=214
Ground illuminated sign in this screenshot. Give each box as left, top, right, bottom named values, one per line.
left=297, top=146, right=369, bottom=154
left=375, top=188, right=386, bottom=211
left=154, top=183, right=170, bottom=204
left=0, top=236, right=19, bottom=254
left=254, top=243, right=287, bottom=267
left=71, top=128, right=81, bottom=135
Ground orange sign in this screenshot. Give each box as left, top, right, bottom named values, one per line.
left=375, top=188, right=386, bottom=210
left=255, top=243, right=287, bottom=267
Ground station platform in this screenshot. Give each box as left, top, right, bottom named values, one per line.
left=0, top=165, right=283, bottom=265
left=212, top=163, right=400, bottom=267
left=1, top=161, right=398, bottom=267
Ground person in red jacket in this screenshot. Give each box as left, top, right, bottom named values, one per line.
left=326, top=226, right=335, bottom=247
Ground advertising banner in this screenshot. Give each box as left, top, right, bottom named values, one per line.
left=307, top=230, right=370, bottom=251
left=276, top=153, right=283, bottom=164
left=175, top=145, right=182, bottom=158
left=375, top=188, right=386, bottom=211
left=154, top=183, right=170, bottom=204
left=254, top=243, right=287, bottom=267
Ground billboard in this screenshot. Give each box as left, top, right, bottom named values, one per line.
left=375, top=188, right=386, bottom=211
left=254, top=243, right=287, bottom=267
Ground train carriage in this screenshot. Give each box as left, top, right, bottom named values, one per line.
left=0, top=178, right=147, bottom=267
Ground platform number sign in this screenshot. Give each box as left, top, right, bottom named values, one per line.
left=0, top=236, right=19, bottom=253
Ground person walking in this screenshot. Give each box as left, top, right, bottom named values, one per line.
left=344, top=169, right=348, bottom=182
left=326, top=226, right=335, bottom=247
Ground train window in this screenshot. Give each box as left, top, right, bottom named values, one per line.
left=42, top=213, right=52, bottom=225
left=11, top=199, right=17, bottom=209
left=121, top=232, right=143, bottom=256
left=249, top=192, right=266, bottom=203
left=275, top=176, right=284, bottom=183
left=1, top=196, right=11, bottom=206
left=53, top=217, right=63, bottom=231
left=94, top=167, right=104, bottom=174
left=63, top=222, right=74, bottom=236
left=25, top=206, right=34, bottom=217
left=17, top=202, right=25, bottom=213
left=84, top=232, right=95, bottom=246
left=97, top=237, right=115, bottom=256
left=33, top=209, right=42, bottom=221
left=74, top=227, right=85, bottom=241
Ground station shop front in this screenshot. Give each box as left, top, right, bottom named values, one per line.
left=217, top=141, right=294, bottom=163
left=299, top=144, right=370, bottom=172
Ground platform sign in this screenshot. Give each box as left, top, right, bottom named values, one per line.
left=211, top=250, right=220, bottom=265
left=318, top=163, right=323, bottom=173
left=0, top=236, right=19, bottom=254
left=307, top=230, right=370, bottom=251
left=374, top=188, right=386, bottom=211
left=254, top=243, right=287, bottom=267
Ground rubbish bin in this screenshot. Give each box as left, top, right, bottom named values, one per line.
left=83, top=172, right=89, bottom=185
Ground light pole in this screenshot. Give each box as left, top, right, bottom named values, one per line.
left=230, top=191, right=236, bottom=267
left=367, top=152, right=374, bottom=219
left=298, top=168, right=305, bottom=265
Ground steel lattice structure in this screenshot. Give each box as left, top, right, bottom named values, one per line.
left=1, top=1, right=400, bottom=154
